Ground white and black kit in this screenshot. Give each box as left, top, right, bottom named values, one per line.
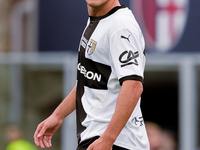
left=76, top=5, right=150, bottom=150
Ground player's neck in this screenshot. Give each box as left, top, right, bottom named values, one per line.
left=87, top=0, right=120, bottom=17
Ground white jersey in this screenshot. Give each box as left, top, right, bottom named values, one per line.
left=76, top=5, right=150, bottom=150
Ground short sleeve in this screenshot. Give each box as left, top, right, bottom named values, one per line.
left=109, top=27, right=145, bottom=85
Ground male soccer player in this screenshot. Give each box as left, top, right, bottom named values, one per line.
left=34, top=0, right=150, bottom=149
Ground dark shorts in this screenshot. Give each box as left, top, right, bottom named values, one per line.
left=76, top=136, right=129, bottom=150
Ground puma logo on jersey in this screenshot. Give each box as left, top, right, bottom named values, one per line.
left=121, top=35, right=130, bottom=42
left=119, top=50, right=139, bottom=67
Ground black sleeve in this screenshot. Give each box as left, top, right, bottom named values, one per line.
left=119, top=75, right=144, bottom=86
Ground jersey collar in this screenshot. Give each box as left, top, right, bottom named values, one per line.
left=89, top=5, right=126, bottom=22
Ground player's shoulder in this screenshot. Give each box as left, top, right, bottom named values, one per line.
left=115, top=7, right=135, bottom=20
left=108, top=8, right=141, bottom=35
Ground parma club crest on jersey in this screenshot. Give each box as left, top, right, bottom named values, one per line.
left=132, top=0, right=189, bottom=52
left=87, top=39, right=97, bottom=55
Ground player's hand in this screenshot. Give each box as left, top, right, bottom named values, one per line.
left=87, top=136, right=113, bottom=150
left=34, top=115, right=63, bottom=149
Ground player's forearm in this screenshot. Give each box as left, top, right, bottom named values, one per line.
left=101, top=80, right=143, bottom=143
left=52, top=85, right=77, bottom=120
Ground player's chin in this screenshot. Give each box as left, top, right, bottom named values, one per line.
left=86, top=0, right=104, bottom=7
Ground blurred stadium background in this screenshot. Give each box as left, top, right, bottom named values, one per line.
left=0, top=0, right=199, bottom=150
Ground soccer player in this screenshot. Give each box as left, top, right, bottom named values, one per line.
left=34, top=0, right=150, bottom=149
